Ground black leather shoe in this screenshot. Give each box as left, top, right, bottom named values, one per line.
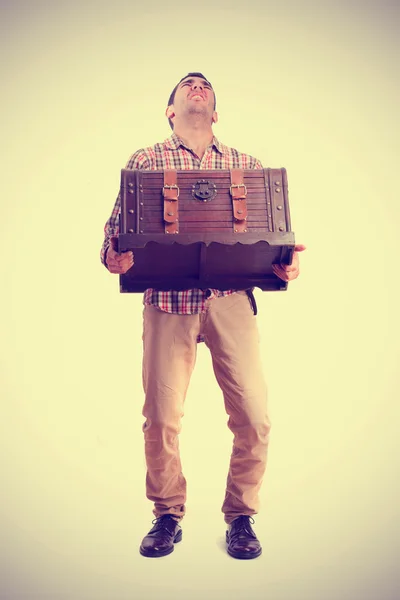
left=226, top=515, right=262, bottom=559
left=139, top=515, right=182, bottom=557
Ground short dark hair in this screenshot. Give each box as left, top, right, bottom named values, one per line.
left=167, top=72, right=216, bottom=130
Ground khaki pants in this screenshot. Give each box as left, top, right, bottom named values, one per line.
left=141, top=291, right=271, bottom=524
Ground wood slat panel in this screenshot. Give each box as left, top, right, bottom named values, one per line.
left=141, top=223, right=269, bottom=233
left=142, top=194, right=270, bottom=206
left=143, top=210, right=268, bottom=220
left=143, top=215, right=268, bottom=224
left=121, top=167, right=288, bottom=236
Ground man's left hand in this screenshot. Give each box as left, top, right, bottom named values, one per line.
left=272, top=244, right=306, bottom=282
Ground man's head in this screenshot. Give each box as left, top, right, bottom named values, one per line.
left=166, top=72, right=218, bottom=130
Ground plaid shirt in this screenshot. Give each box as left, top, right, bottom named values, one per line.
left=101, top=133, right=262, bottom=324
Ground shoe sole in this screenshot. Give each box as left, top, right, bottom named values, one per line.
left=139, top=529, right=182, bottom=558
left=227, top=546, right=262, bottom=559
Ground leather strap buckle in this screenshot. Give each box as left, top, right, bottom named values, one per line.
left=229, top=183, right=247, bottom=199
left=230, top=169, right=248, bottom=232
left=162, top=184, right=180, bottom=198
left=163, top=170, right=179, bottom=234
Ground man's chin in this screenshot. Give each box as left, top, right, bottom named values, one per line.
left=187, top=108, right=209, bottom=117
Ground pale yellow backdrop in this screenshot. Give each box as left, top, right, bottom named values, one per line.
left=1, top=0, right=399, bottom=599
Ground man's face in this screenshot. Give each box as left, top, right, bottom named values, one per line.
left=166, top=76, right=218, bottom=126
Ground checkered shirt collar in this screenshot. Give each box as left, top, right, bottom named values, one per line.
left=164, top=132, right=224, bottom=155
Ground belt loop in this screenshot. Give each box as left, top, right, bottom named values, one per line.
left=246, top=289, right=258, bottom=315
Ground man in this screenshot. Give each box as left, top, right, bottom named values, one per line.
left=101, top=73, right=306, bottom=559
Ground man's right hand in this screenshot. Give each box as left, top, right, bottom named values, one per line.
left=106, top=236, right=134, bottom=274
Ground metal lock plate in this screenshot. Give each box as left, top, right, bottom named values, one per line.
left=192, top=179, right=217, bottom=202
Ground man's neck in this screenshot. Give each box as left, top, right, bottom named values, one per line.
left=173, top=122, right=214, bottom=160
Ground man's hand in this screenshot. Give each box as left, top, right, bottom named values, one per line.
left=106, top=236, right=134, bottom=274
left=272, top=244, right=306, bottom=282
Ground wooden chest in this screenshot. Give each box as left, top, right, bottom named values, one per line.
left=117, top=168, right=295, bottom=292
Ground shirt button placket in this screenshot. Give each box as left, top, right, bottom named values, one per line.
left=200, top=149, right=211, bottom=168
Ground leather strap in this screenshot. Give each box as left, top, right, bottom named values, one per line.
left=163, top=170, right=179, bottom=234
left=230, top=169, right=248, bottom=233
